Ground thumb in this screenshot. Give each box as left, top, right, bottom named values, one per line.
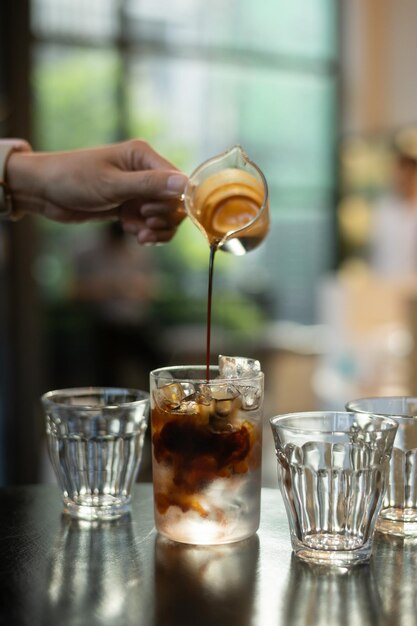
left=113, top=169, right=188, bottom=201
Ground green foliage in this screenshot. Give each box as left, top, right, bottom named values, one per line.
left=151, top=291, right=265, bottom=333
left=32, top=49, right=267, bottom=331
left=33, top=50, right=120, bottom=150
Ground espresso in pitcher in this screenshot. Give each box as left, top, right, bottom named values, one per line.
left=194, top=168, right=269, bottom=254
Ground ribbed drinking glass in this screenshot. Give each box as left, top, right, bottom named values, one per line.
left=270, top=411, right=397, bottom=566
left=347, top=396, right=417, bottom=536
left=42, top=387, right=149, bottom=521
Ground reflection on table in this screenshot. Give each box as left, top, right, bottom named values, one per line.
left=0, top=484, right=416, bottom=626
left=154, top=534, right=259, bottom=626
left=283, top=556, right=384, bottom=626
left=44, top=516, right=146, bottom=626
left=373, top=533, right=417, bottom=625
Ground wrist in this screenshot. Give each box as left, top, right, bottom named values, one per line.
left=6, top=150, right=46, bottom=219
left=0, top=139, right=33, bottom=220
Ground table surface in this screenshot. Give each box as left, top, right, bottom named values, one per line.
left=0, top=484, right=414, bottom=626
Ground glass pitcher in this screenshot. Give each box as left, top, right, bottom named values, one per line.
left=183, top=145, right=270, bottom=255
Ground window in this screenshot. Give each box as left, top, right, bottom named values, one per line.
left=30, top=0, right=339, bottom=383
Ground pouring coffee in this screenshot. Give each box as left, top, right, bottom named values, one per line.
left=183, top=146, right=270, bottom=379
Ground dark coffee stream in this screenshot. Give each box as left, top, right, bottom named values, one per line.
left=205, top=245, right=216, bottom=381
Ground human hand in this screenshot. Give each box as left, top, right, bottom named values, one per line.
left=6, top=139, right=188, bottom=244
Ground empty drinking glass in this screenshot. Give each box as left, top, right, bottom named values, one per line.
left=41, top=387, right=149, bottom=521
left=270, top=411, right=397, bottom=566
left=346, top=396, right=417, bottom=536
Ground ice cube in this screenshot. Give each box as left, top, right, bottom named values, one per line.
left=175, top=398, right=199, bottom=415
left=174, top=390, right=211, bottom=424
left=214, top=399, right=234, bottom=418
left=180, top=382, right=196, bottom=399
left=209, top=383, right=239, bottom=401
left=155, top=382, right=193, bottom=410
left=218, top=355, right=261, bottom=379
left=240, top=383, right=262, bottom=411
left=193, top=385, right=213, bottom=406
left=210, top=383, right=239, bottom=417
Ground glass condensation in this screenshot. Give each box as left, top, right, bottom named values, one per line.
left=150, top=365, right=263, bottom=545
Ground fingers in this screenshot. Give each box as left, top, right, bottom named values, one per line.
left=110, top=141, right=188, bottom=209
left=137, top=227, right=178, bottom=245
left=122, top=220, right=179, bottom=245
left=111, top=169, right=187, bottom=203
left=124, top=139, right=181, bottom=172
left=119, top=199, right=185, bottom=245
left=120, top=199, right=185, bottom=225
left=140, top=202, right=185, bottom=224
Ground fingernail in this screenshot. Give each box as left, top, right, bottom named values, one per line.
left=146, top=217, right=168, bottom=229
left=138, top=229, right=157, bottom=245
left=167, top=173, right=188, bottom=194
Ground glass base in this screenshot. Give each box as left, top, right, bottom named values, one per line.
left=377, top=509, right=417, bottom=536
left=292, top=535, right=372, bottom=567
left=154, top=496, right=260, bottom=545
left=63, top=496, right=131, bottom=521
left=157, top=527, right=257, bottom=545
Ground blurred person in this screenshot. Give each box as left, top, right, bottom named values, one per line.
left=371, top=130, right=417, bottom=277
left=71, top=220, right=156, bottom=324
left=68, top=220, right=163, bottom=481
left=70, top=219, right=160, bottom=385
left=0, top=138, right=187, bottom=244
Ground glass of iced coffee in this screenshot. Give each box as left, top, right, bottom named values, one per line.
left=150, top=356, right=264, bottom=545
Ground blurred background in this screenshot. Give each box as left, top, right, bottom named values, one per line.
left=1, top=0, right=417, bottom=487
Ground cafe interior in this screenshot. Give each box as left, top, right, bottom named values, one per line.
left=1, top=0, right=417, bottom=494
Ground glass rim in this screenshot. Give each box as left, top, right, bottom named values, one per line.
left=41, top=386, right=149, bottom=410
left=346, top=396, right=417, bottom=419
left=150, top=364, right=263, bottom=384
left=269, top=411, right=398, bottom=435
